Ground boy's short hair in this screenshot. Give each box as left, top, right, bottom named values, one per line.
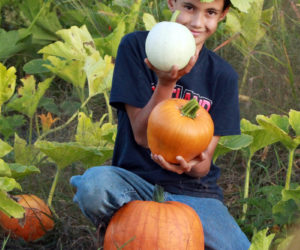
left=224, top=0, right=231, bottom=10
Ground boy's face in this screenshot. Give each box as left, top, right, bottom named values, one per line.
left=168, top=0, right=229, bottom=52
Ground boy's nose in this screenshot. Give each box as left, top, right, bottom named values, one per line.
left=191, top=12, right=205, bottom=28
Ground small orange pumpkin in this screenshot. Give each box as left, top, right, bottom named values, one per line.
left=104, top=186, right=204, bottom=250
left=147, top=98, right=214, bottom=163
left=0, top=194, right=54, bottom=242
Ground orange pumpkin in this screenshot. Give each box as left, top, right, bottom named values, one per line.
left=104, top=186, right=204, bottom=250
left=0, top=194, right=54, bottom=242
left=147, top=98, right=214, bottom=163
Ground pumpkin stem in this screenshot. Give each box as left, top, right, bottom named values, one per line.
left=180, top=99, right=199, bottom=119
left=153, top=185, right=165, bottom=203
left=170, top=10, right=180, bottom=22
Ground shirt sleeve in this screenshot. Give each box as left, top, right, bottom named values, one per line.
left=109, top=32, right=155, bottom=111
left=210, top=67, right=241, bottom=136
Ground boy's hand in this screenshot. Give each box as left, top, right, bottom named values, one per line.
left=144, top=54, right=198, bottom=86
left=151, top=152, right=210, bottom=178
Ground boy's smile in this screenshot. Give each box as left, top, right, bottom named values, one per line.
left=168, top=0, right=229, bottom=52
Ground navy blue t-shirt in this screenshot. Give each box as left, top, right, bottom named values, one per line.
left=109, top=31, right=240, bottom=201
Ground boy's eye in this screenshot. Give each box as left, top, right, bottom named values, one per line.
left=207, top=9, right=217, bottom=15
left=183, top=4, right=194, bottom=11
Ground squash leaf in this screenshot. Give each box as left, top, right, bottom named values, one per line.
left=289, top=109, right=300, bottom=136
left=38, top=25, right=96, bottom=61
left=0, top=63, right=16, bottom=111
left=23, top=59, right=52, bottom=74
left=241, top=118, right=280, bottom=157
left=272, top=199, right=299, bottom=226
left=143, top=13, right=157, bottom=31
left=0, top=115, right=25, bottom=141
left=14, top=134, right=44, bottom=166
left=94, top=21, right=126, bottom=58
left=84, top=52, right=114, bottom=97
left=20, top=0, right=62, bottom=44
left=272, top=186, right=300, bottom=226
left=0, top=159, right=11, bottom=177
left=8, top=163, right=40, bottom=180
left=0, top=177, right=22, bottom=192
left=7, top=76, right=52, bottom=119
left=225, top=0, right=274, bottom=55
left=0, top=139, right=13, bottom=158
left=45, top=56, right=86, bottom=90
left=35, top=140, right=108, bottom=169
left=0, top=29, right=30, bottom=61
left=256, top=114, right=298, bottom=151
left=230, top=0, right=256, bottom=13
left=0, top=190, right=25, bottom=218
left=213, top=134, right=253, bottom=163
left=199, top=0, right=254, bottom=13
left=75, top=112, right=116, bottom=148
left=249, top=228, right=275, bottom=250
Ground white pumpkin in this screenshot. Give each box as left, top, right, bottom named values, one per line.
left=145, top=21, right=196, bottom=72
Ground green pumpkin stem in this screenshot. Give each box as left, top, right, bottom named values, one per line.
left=180, top=99, right=200, bottom=119
left=153, top=185, right=165, bottom=203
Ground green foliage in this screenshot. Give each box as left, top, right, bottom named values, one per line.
left=0, top=63, right=16, bottom=113
left=0, top=0, right=299, bottom=248
left=249, top=228, right=275, bottom=250
left=8, top=76, right=53, bottom=119
left=225, top=0, right=274, bottom=91
left=213, top=134, right=253, bottom=163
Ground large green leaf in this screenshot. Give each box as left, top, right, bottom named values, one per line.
left=8, top=163, right=40, bottom=180
left=7, top=76, right=52, bottom=119
left=230, top=0, right=255, bottom=13
left=0, top=176, right=21, bottom=192
left=23, top=59, right=52, bottom=74
left=249, top=228, right=275, bottom=250
left=143, top=13, right=157, bottom=31
left=0, top=159, right=11, bottom=177
left=35, top=140, right=106, bottom=169
left=0, top=29, right=30, bottom=60
left=79, top=147, right=113, bottom=168
left=0, top=139, right=13, bottom=158
left=20, top=0, right=62, bottom=44
left=289, top=109, right=300, bottom=136
left=84, top=52, right=114, bottom=97
left=213, top=134, right=253, bottom=163
left=281, top=187, right=300, bottom=207
left=0, top=190, right=24, bottom=218
left=225, top=0, right=274, bottom=55
left=272, top=186, right=300, bottom=225
left=45, top=56, right=86, bottom=90
left=38, top=25, right=96, bottom=61
left=273, top=199, right=299, bottom=225
left=94, top=21, right=126, bottom=58
left=75, top=112, right=116, bottom=148
left=241, top=118, right=280, bottom=157
left=0, top=115, right=25, bottom=140
left=0, top=63, right=16, bottom=110
left=14, top=133, right=44, bottom=165
left=256, top=114, right=298, bottom=151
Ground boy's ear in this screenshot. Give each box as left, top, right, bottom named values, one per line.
left=219, top=6, right=230, bottom=21
left=167, top=0, right=176, bottom=11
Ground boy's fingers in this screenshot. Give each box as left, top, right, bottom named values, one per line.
left=144, top=58, right=153, bottom=70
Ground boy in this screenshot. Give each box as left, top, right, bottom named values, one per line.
left=71, top=0, right=251, bottom=249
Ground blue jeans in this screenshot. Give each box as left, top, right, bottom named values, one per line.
left=70, top=166, right=250, bottom=250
